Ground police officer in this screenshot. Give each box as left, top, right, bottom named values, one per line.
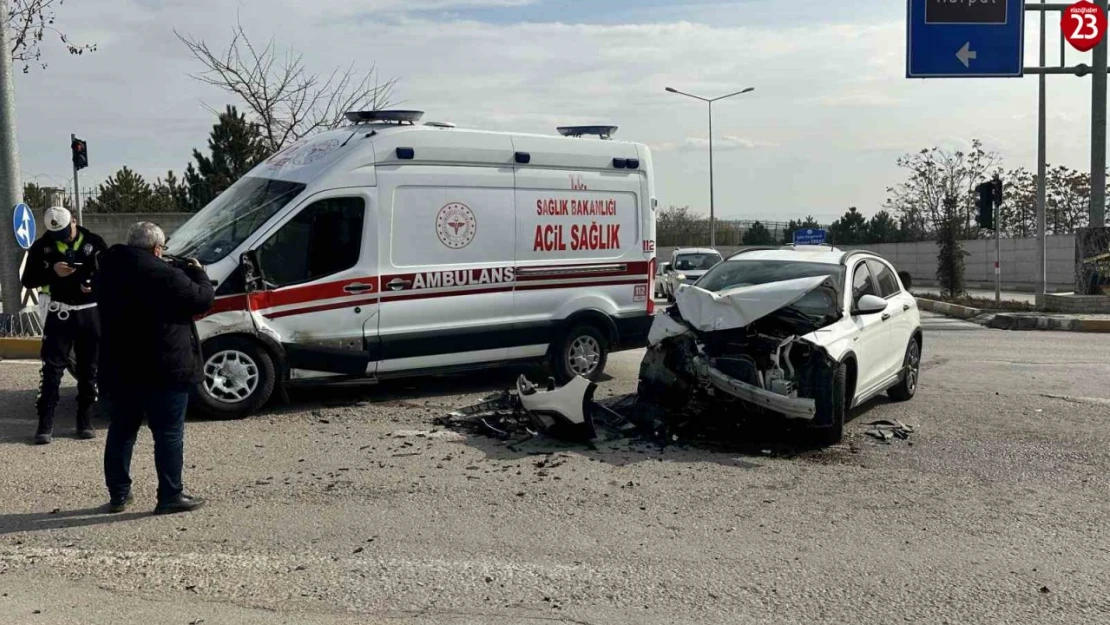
left=20, top=206, right=108, bottom=444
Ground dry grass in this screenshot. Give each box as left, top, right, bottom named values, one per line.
left=914, top=292, right=1037, bottom=312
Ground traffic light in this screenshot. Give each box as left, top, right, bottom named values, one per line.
left=981, top=180, right=999, bottom=229
left=71, top=137, right=88, bottom=171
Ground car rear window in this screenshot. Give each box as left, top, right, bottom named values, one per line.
left=673, top=253, right=721, bottom=271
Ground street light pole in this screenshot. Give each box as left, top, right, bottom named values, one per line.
left=666, top=86, right=755, bottom=249
left=707, top=100, right=715, bottom=247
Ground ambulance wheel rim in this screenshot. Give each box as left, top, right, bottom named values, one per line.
left=567, top=335, right=601, bottom=377
left=203, top=350, right=261, bottom=404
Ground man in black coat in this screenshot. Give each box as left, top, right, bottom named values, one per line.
left=20, top=206, right=109, bottom=444
left=94, top=222, right=215, bottom=515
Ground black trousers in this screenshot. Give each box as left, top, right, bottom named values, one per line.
left=37, top=306, right=99, bottom=425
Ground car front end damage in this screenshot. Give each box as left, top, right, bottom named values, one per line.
left=441, top=275, right=847, bottom=442
left=638, top=278, right=843, bottom=429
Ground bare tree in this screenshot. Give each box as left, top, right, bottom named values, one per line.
left=884, top=139, right=1001, bottom=240
left=9, top=0, right=97, bottom=72
left=177, top=19, right=398, bottom=154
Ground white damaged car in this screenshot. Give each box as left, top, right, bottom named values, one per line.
left=639, top=246, right=922, bottom=444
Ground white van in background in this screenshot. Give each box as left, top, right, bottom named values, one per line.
left=165, top=111, right=658, bottom=418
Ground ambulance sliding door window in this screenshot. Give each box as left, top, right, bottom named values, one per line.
left=257, top=197, right=365, bottom=288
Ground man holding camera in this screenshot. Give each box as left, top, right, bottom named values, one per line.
left=96, top=222, right=214, bottom=515
left=20, top=206, right=108, bottom=444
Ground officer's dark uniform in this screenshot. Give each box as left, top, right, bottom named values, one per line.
left=20, top=219, right=108, bottom=443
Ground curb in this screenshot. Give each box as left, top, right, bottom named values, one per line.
left=984, top=314, right=1110, bottom=333
left=918, top=298, right=1110, bottom=333
left=914, top=298, right=983, bottom=320
left=0, top=337, right=41, bottom=359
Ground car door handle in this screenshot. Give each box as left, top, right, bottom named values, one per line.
left=903, top=303, right=911, bottom=311
left=343, top=282, right=375, bottom=294
left=387, top=278, right=412, bottom=291
left=881, top=313, right=891, bottom=321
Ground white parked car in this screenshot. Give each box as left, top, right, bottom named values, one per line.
left=640, top=245, right=922, bottom=444
left=662, top=247, right=722, bottom=301
left=654, top=261, right=671, bottom=298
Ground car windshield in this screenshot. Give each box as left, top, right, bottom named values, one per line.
left=673, top=253, right=721, bottom=271
left=697, top=259, right=845, bottom=319
left=166, top=177, right=306, bottom=264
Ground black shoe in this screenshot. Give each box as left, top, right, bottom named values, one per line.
left=76, top=428, right=96, bottom=440
left=33, top=431, right=53, bottom=445
left=107, top=494, right=133, bottom=514
left=154, top=495, right=205, bottom=516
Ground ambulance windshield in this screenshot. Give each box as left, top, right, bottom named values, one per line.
left=166, top=176, right=306, bottom=264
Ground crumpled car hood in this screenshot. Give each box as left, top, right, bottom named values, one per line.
left=674, top=275, right=831, bottom=333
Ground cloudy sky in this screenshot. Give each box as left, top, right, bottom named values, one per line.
left=12, top=0, right=1103, bottom=222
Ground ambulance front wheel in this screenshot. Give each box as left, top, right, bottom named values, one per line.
left=193, top=336, right=277, bottom=419
left=552, top=323, right=609, bottom=384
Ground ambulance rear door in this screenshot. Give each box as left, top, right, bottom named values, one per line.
left=511, top=134, right=644, bottom=346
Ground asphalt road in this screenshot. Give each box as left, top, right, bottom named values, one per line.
left=1, top=312, right=1109, bottom=625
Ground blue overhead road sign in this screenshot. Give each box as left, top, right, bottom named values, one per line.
left=13, top=203, right=34, bottom=250
left=794, top=228, right=827, bottom=246
left=907, top=0, right=1025, bottom=78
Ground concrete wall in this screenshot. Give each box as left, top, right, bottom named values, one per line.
left=80, top=213, right=194, bottom=246
left=659, top=235, right=1077, bottom=293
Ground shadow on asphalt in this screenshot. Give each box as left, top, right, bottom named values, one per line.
left=0, top=506, right=148, bottom=536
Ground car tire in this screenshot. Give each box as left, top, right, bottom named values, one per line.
left=192, top=336, right=277, bottom=420
left=887, top=337, right=921, bottom=402
left=552, top=323, right=609, bottom=384
left=812, top=361, right=848, bottom=446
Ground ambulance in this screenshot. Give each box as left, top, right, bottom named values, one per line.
left=165, top=111, right=658, bottom=418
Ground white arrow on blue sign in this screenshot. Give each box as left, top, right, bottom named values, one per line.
left=13, top=203, right=35, bottom=250
left=907, top=0, right=1025, bottom=78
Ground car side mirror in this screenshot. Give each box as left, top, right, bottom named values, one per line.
left=853, top=294, right=888, bottom=316
left=240, top=250, right=264, bottom=293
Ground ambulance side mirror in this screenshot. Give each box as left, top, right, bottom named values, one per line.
left=240, top=250, right=264, bottom=293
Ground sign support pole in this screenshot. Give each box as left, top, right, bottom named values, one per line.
left=1092, top=0, right=1108, bottom=229
left=71, top=134, right=81, bottom=224
left=1037, top=0, right=1049, bottom=306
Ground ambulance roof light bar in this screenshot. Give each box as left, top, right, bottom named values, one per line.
left=344, top=110, right=425, bottom=125
left=557, top=125, right=618, bottom=140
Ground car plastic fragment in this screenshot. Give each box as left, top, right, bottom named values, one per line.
left=865, top=419, right=914, bottom=442
left=647, top=312, right=692, bottom=345
left=517, top=374, right=598, bottom=440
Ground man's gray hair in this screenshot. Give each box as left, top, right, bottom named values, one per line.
left=126, top=222, right=166, bottom=250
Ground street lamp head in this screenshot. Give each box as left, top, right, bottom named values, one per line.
left=665, top=87, right=678, bottom=93
left=742, top=87, right=755, bottom=94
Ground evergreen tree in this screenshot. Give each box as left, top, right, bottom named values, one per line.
left=185, top=105, right=270, bottom=209
left=935, top=197, right=968, bottom=297
left=866, top=210, right=900, bottom=243
left=828, top=207, right=869, bottom=245
left=84, top=166, right=153, bottom=213
left=742, top=221, right=775, bottom=245
left=151, top=171, right=192, bottom=212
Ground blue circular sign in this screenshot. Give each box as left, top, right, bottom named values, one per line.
left=13, top=203, right=35, bottom=250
